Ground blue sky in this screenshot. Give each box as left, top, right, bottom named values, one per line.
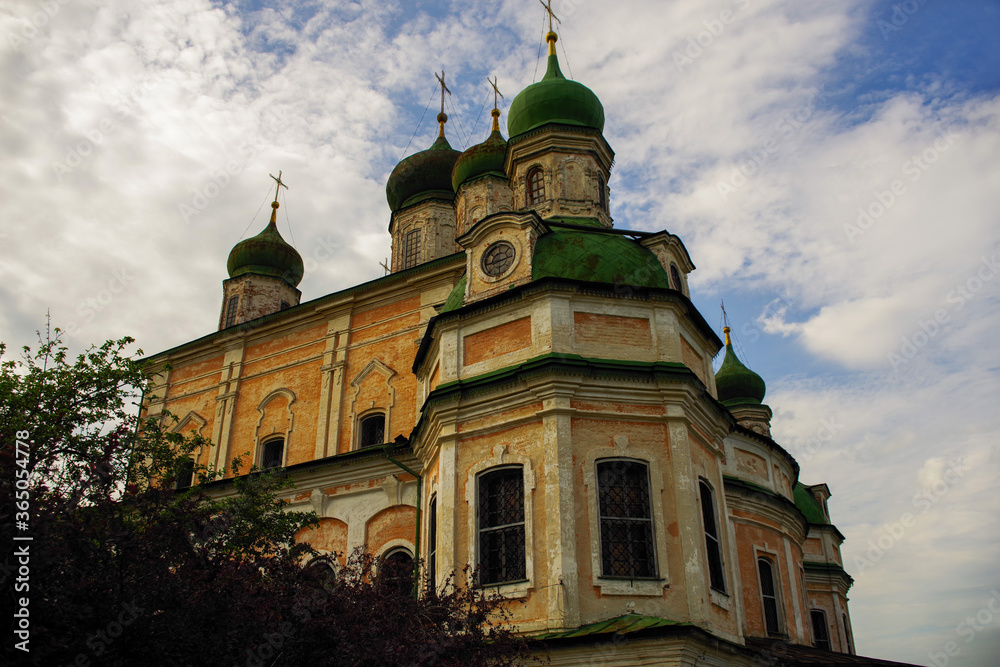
left=2, top=1, right=998, bottom=665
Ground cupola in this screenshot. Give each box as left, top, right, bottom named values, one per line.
left=386, top=114, right=461, bottom=212
left=226, top=201, right=304, bottom=287
left=714, top=327, right=766, bottom=406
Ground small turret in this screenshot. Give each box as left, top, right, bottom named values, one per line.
left=715, top=326, right=773, bottom=436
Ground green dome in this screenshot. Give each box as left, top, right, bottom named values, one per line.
left=386, top=132, right=460, bottom=212
left=507, top=50, right=605, bottom=138
left=452, top=117, right=507, bottom=191
left=227, top=204, right=304, bottom=287
left=532, top=221, right=671, bottom=288
left=715, top=333, right=766, bottom=406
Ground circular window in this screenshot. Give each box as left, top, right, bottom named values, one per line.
left=481, top=241, right=516, bottom=277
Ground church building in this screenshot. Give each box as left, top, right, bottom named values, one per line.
left=145, top=22, right=920, bottom=667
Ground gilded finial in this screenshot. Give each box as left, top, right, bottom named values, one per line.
left=538, top=0, right=561, bottom=55
left=268, top=170, right=288, bottom=223
left=723, top=326, right=732, bottom=346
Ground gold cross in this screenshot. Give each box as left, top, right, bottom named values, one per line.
left=538, top=0, right=561, bottom=33
left=487, top=76, right=504, bottom=110
left=434, top=70, right=451, bottom=115
left=269, top=170, right=288, bottom=204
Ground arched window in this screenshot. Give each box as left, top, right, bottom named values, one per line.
left=699, top=479, right=725, bottom=592
left=597, top=459, right=655, bottom=578
left=670, top=264, right=683, bottom=292
left=478, top=466, right=526, bottom=584
left=757, top=557, right=783, bottom=636
left=403, top=228, right=421, bottom=269
left=175, top=457, right=195, bottom=489
left=381, top=547, right=414, bottom=593
left=225, top=295, right=239, bottom=328
left=358, top=413, right=386, bottom=449
left=526, top=167, right=545, bottom=206
left=261, top=438, right=284, bottom=469
left=427, top=495, right=438, bottom=592
left=811, top=609, right=831, bottom=650
left=598, top=174, right=606, bottom=210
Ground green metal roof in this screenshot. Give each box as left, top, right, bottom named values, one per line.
left=386, top=134, right=460, bottom=212
left=440, top=273, right=467, bottom=313
left=452, top=125, right=507, bottom=191
left=715, top=340, right=766, bottom=406
left=532, top=614, right=689, bottom=642
left=532, top=222, right=671, bottom=288
left=794, top=482, right=827, bottom=524
left=226, top=213, right=304, bottom=287
left=507, top=51, right=604, bottom=138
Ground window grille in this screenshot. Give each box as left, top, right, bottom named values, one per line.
left=359, top=414, right=386, bottom=448
left=225, top=295, right=239, bottom=328
left=758, top=557, right=782, bottom=635
left=811, top=609, right=831, bottom=650
left=403, top=229, right=421, bottom=269
left=478, top=467, right=526, bottom=585
left=527, top=167, right=545, bottom=206
left=261, top=439, right=284, bottom=469
left=699, top=480, right=726, bottom=592
left=597, top=460, right=655, bottom=578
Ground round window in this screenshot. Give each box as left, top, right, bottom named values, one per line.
left=481, top=241, right=516, bottom=277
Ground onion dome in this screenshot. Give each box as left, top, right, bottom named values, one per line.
left=715, top=327, right=767, bottom=406
left=452, top=109, right=508, bottom=191
left=227, top=201, right=304, bottom=287
left=386, top=113, right=461, bottom=212
left=507, top=32, right=605, bottom=138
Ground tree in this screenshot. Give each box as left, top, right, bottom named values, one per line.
left=1, top=327, right=527, bottom=666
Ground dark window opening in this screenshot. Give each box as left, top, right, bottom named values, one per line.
left=527, top=167, right=545, bottom=206
left=280, top=300, right=290, bottom=311
left=699, top=480, right=726, bottom=592
left=359, top=413, right=386, bottom=449
left=843, top=614, right=854, bottom=654
left=427, top=496, right=437, bottom=592
left=381, top=548, right=414, bottom=594
left=670, top=264, right=683, bottom=292
left=225, top=295, right=239, bottom=328
left=261, top=438, right=284, bottom=469
left=478, top=467, right=526, bottom=585
left=176, top=457, right=195, bottom=489
left=758, top=557, right=782, bottom=636
left=403, top=229, right=421, bottom=269
left=597, top=460, right=655, bottom=578
left=811, top=609, right=831, bottom=650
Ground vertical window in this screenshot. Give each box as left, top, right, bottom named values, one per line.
left=843, top=614, right=854, bottom=654
left=478, top=467, right=526, bottom=585
left=670, top=264, right=683, bottom=292
left=427, top=496, right=437, bottom=592
left=403, top=228, right=421, bottom=269
left=811, top=609, right=831, bottom=650
left=261, top=438, right=284, bottom=469
left=598, top=174, right=606, bottom=210
left=597, top=460, right=655, bottom=578
left=527, top=167, right=545, bottom=206
left=699, top=480, right=726, bottom=592
left=758, top=557, right=782, bottom=636
left=381, top=547, right=414, bottom=594
left=175, top=457, right=195, bottom=489
left=225, top=295, right=239, bottom=328
left=359, top=413, right=386, bottom=448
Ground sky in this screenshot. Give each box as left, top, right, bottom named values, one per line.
left=1, top=0, right=998, bottom=664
